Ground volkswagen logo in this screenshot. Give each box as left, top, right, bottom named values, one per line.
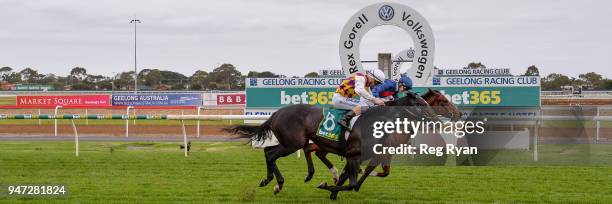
left=406, top=48, right=415, bottom=59
left=378, top=5, right=394, bottom=21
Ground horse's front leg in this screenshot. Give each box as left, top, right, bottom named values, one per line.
left=314, top=150, right=339, bottom=184
left=355, top=157, right=380, bottom=192
left=375, top=165, right=390, bottom=177
left=317, top=168, right=347, bottom=189
left=327, top=157, right=360, bottom=200
left=373, top=155, right=392, bottom=177
left=317, top=156, right=360, bottom=200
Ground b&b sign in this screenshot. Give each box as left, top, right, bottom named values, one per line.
left=216, top=94, right=245, bottom=105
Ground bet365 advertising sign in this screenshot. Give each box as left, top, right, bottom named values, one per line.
left=415, top=76, right=541, bottom=107
left=245, top=76, right=540, bottom=109
left=246, top=78, right=341, bottom=108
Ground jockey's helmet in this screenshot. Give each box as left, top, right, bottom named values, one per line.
left=399, top=75, right=413, bottom=90
left=365, top=68, right=386, bottom=83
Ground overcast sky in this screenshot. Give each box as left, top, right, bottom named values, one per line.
left=1, top=0, right=610, bottom=78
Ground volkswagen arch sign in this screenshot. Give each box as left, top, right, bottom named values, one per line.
left=339, top=2, right=435, bottom=85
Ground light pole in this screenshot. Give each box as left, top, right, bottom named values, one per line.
left=130, top=18, right=141, bottom=94
left=111, top=72, right=116, bottom=93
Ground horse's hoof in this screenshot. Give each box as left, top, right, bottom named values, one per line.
left=330, top=191, right=338, bottom=200
left=317, top=182, right=328, bottom=189
left=273, top=185, right=281, bottom=194
left=304, top=174, right=313, bottom=183
left=354, top=186, right=361, bottom=192
left=259, top=179, right=268, bottom=187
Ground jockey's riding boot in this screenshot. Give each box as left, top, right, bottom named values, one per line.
left=338, top=110, right=356, bottom=130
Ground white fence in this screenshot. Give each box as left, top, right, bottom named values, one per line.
left=3, top=107, right=611, bottom=161
left=542, top=90, right=612, bottom=99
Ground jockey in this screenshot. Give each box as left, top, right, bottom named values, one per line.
left=363, top=75, right=413, bottom=106
left=333, top=68, right=386, bottom=129
left=372, top=79, right=399, bottom=99
left=371, top=75, right=413, bottom=100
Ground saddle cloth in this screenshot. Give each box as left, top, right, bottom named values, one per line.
left=316, top=108, right=351, bottom=141
left=309, top=115, right=358, bottom=144
left=253, top=109, right=359, bottom=148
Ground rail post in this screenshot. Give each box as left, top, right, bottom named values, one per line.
left=596, top=106, right=600, bottom=143
left=54, top=106, right=62, bottom=136
left=38, top=109, right=41, bottom=125
left=71, top=120, right=79, bottom=157
left=85, top=109, right=89, bottom=125
left=229, top=109, right=233, bottom=125
left=126, top=106, right=133, bottom=137
left=242, top=107, right=246, bottom=124
left=533, top=108, right=540, bottom=161
left=196, top=106, right=202, bottom=138
left=181, top=120, right=188, bottom=157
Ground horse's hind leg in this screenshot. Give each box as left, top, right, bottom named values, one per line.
left=267, top=145, right=297, bottom=194
left=259, top=146, right=277, bottom=187
left=303, top=144, right=316, bottom=183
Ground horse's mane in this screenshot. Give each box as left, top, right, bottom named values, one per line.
left=394, top=93, right=417, bottom=106
left=387, top=91, right=430, bottom=107
left=378, top=90, right=439, bottom=122
left=420, top=88, right=438, bottom=99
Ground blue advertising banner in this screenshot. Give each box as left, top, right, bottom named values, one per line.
left=111, top=94, right=202, bottom=106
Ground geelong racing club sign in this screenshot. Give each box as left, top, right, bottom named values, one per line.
left=339, top=2, right=435, bottom=85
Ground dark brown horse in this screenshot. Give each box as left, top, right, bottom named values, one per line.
left=326, top=89, right=462, bottom=195
left=303, top=90, right=461, bottom=184
left=226, top=89, right=461, bottom=199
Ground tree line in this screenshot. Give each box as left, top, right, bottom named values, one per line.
left=467, top=63, right=611, bottom=90
left=520, top=65, right=611, bottom=90
left=0, top=63, right=609, bottom=91
left=0, top=64, right=319, bottom=91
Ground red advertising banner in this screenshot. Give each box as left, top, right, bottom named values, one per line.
left=16, top=95, right=111, bottom=107
left=216, top=94, right=245, bottom=105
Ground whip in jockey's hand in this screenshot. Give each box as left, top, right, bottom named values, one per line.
left=332, top=68, right=386, bottom=130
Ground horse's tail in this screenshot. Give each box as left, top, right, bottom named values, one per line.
left=224, top=113, right=274, bottom=142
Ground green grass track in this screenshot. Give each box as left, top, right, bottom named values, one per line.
left=0, top=141, right=610, bottom=203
